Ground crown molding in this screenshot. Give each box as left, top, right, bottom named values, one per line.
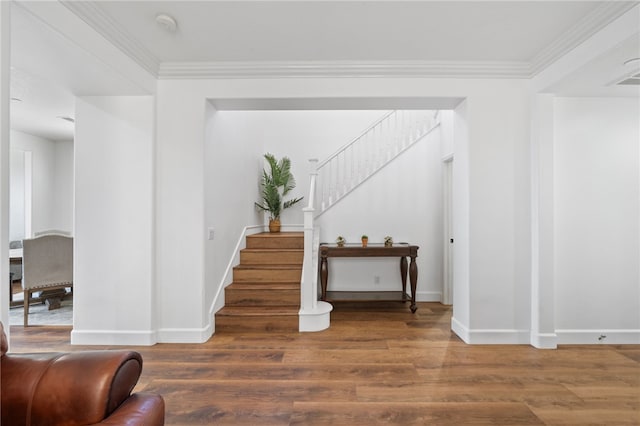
left=60, top=1, right=160, bottom=77
left=62, top=1, right=638, bottom=81
left=157, top=60, right=531, bottom=79
left=529, top=1, right=639, bottom=76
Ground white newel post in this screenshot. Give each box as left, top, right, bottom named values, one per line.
left=299, top=158, right=332, bottom=332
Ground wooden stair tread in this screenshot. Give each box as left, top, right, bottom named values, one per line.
left=246, top=232, right=304, bottom=249
left=217, top=306, right=298, bottom=316
left=240, top=248, right=303, bottom=253
left=240, top=248, right=303, bottom=264
left=234, top=264, right=302, bottom=270
left=248, top=232, right=303, bottom=238
left=227, top=282, right=300, bottom=289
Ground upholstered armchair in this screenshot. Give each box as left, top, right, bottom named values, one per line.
left=0, top=322, right=165, bottom=425
left=9, top=240, right=22, bottom=303
left=9, top=240, right=22, bottom=281
left=22, top=234, right=73, bottom=326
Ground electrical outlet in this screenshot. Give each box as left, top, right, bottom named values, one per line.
left=374, top=276, right=380, bottom=284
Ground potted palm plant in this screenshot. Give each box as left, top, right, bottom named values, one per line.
left=255, top=153, right=303, bottom=233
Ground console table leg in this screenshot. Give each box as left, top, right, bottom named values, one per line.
left=400, top=256, right=408, bottom=300
left=320, top=256, right=328, bottom=300
left=409, top=256, right=418, bottom=313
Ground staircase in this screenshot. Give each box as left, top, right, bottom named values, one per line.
left=215, top=232, right=303, bottom=333
left=315, top=110, right=440, bottom=215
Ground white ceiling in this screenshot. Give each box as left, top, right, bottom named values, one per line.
left=91, top=1, right=599, bottom=63
left=9, top=0, right=640, bottom=141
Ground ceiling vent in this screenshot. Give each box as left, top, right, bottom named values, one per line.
left=617, top=72, right=640, bottom=85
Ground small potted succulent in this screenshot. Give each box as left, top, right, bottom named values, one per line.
left=384, top=236, right=393, bottom=247
left=361, top=235, right=368, bottom=247
left=336, top=236, right=346, bottom=247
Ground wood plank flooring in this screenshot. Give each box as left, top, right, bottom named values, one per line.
left=7, top=302, right=640, bottom=425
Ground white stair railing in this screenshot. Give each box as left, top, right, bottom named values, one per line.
left=299, top=110, right=440, bottom=332
left=315, top=110, right=440, bottom=215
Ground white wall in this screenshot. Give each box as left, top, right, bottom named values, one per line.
left=66, top=83, right=640, bottom=347
left=203, top=106, right=263, bottom=318
left=72, top=96, right=155, bottom=345
left=155, top=81, right=209, bottom=342
left=153, top=77, right=533, bottom=344
left=0, top=0, right=9, bottom=331
left=468, top=87, right=532, bottom=344
left=249, top=110, right=387, bottom=225
left=9, top=148, right=25, bottom=241
left=204, top=109, right=395, bottom=317
left=554, top=97, right=640, bottom=343
left=451, top=100, right=470, bottom=332
left=10, top=131, right=74, bottom=238
left=53, top=140, right=74, bottom=232
left=10, top=131, right=56, bottom=235
left=316, top=122, right=444, bottom=302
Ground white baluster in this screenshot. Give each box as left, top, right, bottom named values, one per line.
left=350, top=144, right=355, bottom=189
left=342, top=151, right=347, bottom=196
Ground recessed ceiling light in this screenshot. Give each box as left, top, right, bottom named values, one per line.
left=156, top=13, right=177, bottom=33
left=623, top=57, right=640, bottom=66
left=10, top=97, right=22, bottom=102
left=58, top=116, right=75, bottom=123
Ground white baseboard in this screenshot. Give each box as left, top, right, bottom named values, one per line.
left=451, top=322, right=640, bottom=346
left=71, top=324, right=221, bottom=345
left=71, top=328, right=158, bottom=346
left=556, top=329, right=640, bottom=345
left=451, top=317, right=530, bottom=344
left=156, top=325, right=213, bottom=344
left=416, top=291, right=442, bottom=302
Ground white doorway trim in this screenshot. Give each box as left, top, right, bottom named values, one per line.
left=442, top=154, right=453, bottom=305
left=24, top=150, right=32, bottom=238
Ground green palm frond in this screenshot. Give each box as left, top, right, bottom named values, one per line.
left=283, top=197, right=303, bottom=210
left=256, top=153, right=303, bottom=220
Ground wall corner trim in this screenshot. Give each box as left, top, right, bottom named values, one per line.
left=452, top=318, right=532, bottom=345
left=530, top=332, right=558, bottom=349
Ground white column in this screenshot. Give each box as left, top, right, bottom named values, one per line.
left=155, top=82, right=208, bottom=342
left=530, top=94, right=557, bottom=349
left=0, top=1, right=11, bottom=331
left=72, top=96, right=155, bottom=345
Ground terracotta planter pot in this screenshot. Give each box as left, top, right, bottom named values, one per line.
left=269, top=219, right=281, bottom=233
left=361, top=238, right=368, bottom=247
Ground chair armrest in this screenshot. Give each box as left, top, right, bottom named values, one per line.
left=2, top=350, right=143, bottom=425
left=94, top=393, right=165, bottom=425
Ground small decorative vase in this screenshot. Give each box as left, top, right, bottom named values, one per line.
left=269, top=219, right=281, bottom=233
left=337, top=242, right=345, bottom=247
left=361, top=238, right=368, bottom=247
left=385, top=242, right=393, bottom=247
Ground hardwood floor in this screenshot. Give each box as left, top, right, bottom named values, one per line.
left=7, top=302, right=640, bottom=425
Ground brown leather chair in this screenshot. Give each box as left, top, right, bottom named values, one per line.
left=0, top=322, right=164, bottom=425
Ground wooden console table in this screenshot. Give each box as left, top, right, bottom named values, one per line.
left=319, top=243, right=419, bottom=312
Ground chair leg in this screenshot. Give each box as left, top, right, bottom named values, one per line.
left=23, top=290, right=29, bottom=327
